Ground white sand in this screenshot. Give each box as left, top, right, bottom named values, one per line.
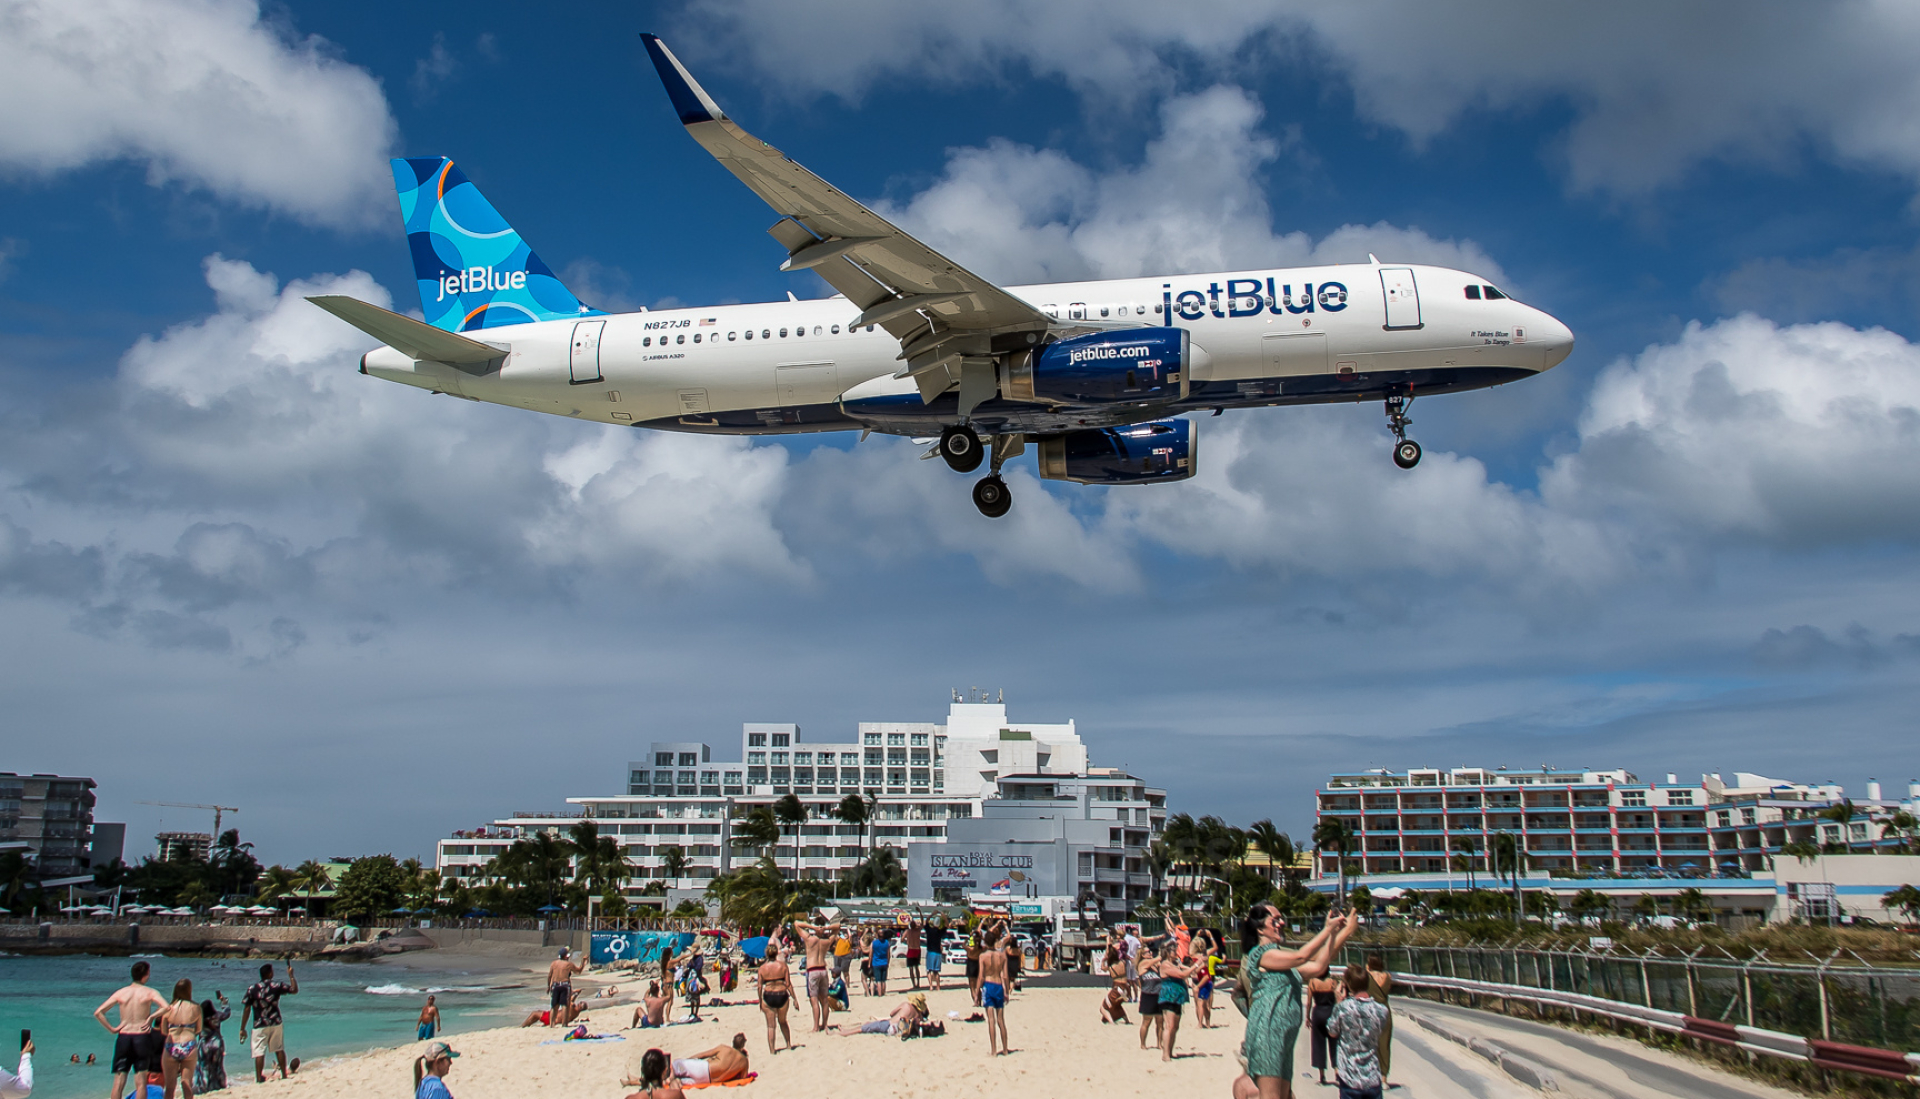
left=250, top=975, right=1247, bottom=1099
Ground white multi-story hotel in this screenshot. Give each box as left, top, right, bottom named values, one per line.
left=436, top=692, right=1118, bottom=899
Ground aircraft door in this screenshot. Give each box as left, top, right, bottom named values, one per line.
left=569, top=320, right=605, bottom=383
left=777, top=360, right=838, bottom=406
left=1379, top=268, right=1421, bottom=329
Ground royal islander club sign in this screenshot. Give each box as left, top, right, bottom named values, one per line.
left=926, top=847, right=1057, bottom=896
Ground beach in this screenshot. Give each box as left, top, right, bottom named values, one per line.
left=251, top=970, right=1244, bottom=1099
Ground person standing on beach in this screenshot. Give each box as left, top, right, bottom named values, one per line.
left=0, top=1035, right=31, bottom=1099
left=1232, top=909, right=1356, bottom=1099
left=868, top=927, right=891, bottom=997
left=755, top=948, right=794, bottom=1053
left=831, top=927, right=853, bottom=990
left=194, top=994, right=230, bottom=1094
left=416, top=995, right=440, bottom=1041
left=964, top=927, right=983, bottom=1006
left=411, top=1040, right=459, bottom=1099
left=546, top=949, right=584, bottom=1028
left=977, top=924, right=1011, bottom=1056
left=239, top=960, right=297, bottom=1083
left=922, top=919, right=946, bottom=991
left=1152, top=942, right=1195, bottom=1062
left=1326, top=965, right=1389, bottom=1099
left=790, top=919, right=837, bottom=1033
left=95, top=959, right=165, bottom=1099
left=1364, top=954, right=1394, bottom=1091
left=159, top=979, right=203, bottom=1099
left=903, top=921, right=922, bottom=990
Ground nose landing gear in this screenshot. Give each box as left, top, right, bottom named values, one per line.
left=1386, top=392, right=1420, bottom=469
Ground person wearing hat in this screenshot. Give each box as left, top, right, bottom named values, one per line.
left=411, top=1041, right=458, bottom=1099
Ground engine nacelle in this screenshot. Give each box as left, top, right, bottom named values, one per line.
left=1005, top=327, right=1189, bottom=406
left=1036, top=418, right=1196, bottom=485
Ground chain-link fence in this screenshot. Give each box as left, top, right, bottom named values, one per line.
left=1340, top=942, right=1920, bottom=1051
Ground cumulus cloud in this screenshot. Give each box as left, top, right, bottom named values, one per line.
left=683, top=0, right=1920, bottom=197
left=0, top=0, right=396, bottom=227
left=877, top=86, right=1506, bottom=285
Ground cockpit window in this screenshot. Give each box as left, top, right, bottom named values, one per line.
left=1483, top=285, right=1506, bottom=299
left=1464, top=285, right=1482, bottom=300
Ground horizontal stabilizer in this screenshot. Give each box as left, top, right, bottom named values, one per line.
left=306, top=296, right=503, bottom=365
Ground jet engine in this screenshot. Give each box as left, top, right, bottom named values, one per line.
left=1004, top=327, right=1190, bottom=406
left=1035, top=418, right=1196, bottom=485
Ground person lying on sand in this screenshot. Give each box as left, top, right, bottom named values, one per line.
left=520, top=993, right=587, bottom=1029
left=669, top=1035, right=749, bottom=1086
left=834, top=994, right=926, bottom=1038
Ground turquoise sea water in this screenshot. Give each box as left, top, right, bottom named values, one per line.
left=0, top=952, right=538, bottom=1099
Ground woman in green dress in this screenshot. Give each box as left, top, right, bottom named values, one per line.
left=1232, top=907, right=1357, bottom=1099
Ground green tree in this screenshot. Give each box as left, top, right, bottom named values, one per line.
left=1674, top=887, right=1711, bottom=923
left=292, top=860, right=333, bottom=914
left=845, top=848, right=906, bottom=897
left=1780, top=840, right=1821, bottom=864
left=1568, top=888, right=1610, bottom=923
left=256, top=865, right=298, bottom=907
left=773, top=794, right=808, bottom=879
left=1882, top=811, right=1917, bottom=854
left=833, top=794, right=872, bottom=862
left=1883, top=884, right=1920, bottom=925
left=707, top=857, right=826, bottom=929
left=0, top=851, right=36, bottom=912
left=1450, top=837, right=1479, bottom=891
left=731, top=806, right=780, bottom=861
left=1488, top=833, right=1522, bottom=888
left=1311, top=818, right=1355, bottom=903
left=1246, top=820, right=1290, bottom=887
left=661, top=845, right=690, bottom=884
left=1347, top=884, right=1373, bottom=919
left=1819, top=799, right=1859, bottom=850
left=333, top=855, right=409, bottom=921
left=566, top=821, right=627, bottom=897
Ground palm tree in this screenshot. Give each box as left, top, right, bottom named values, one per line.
left=1246, top=820, right=1292, bottom=889
left=773, top=795, right=808, bottom=880
left=0, top=851, right=35, bottom=913
left=1674, top=887, right=1711, bottom=924
left=1489, top=832, right=1521, bottom=889
left=833, top=793, right=872, bottom=861
left=1311, top=818, right=1355, bottom=904
left=1882, top=883, right=1920, bottom=925
left=566, top=821, right=626, bottom=896
left=1780, top=840, right=1821, bottom=864
left=1145, top=840, right=1173, bottom=905
left=846, top=848, right=906, bottom=897
left=1569, top=888, right=1609, bottom=924
left=1450, top=837, right=1479, bottom=891
left=708, top=857, right=827, bottom=930
left=661, top=845, right=689, bottom=885
left=1162, top=814, right=1198, bottom=888
left=731, top=806, right=781, bottom=865
left=1883, top=811, right=1917, bottom=854
left=291, top=860, right=332, bottom=915
left=256, top=865, right=299, bottom=908
left=1819, top=799, right=1858, bottom=850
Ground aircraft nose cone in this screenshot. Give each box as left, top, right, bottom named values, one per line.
left=1534, top=311, right=1574, bottom=371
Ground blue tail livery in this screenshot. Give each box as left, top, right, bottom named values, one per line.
left=392, top=157, right=601, bottom=332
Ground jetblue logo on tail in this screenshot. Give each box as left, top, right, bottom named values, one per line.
left=391, top=156, right=601, bottom=333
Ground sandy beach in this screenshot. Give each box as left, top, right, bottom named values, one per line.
left=250, top=964, right=1245, bottom=1099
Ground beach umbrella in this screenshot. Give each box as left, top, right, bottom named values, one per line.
left=412, top=908, right=435, bottom=916
left=246, top=905, right=275, bottom=915
left=60, top=904, right=85, bottom=912
left=738, top=936, right=769, bottom=960
left=166, top=906, right=195, bottom=915
left=390, top=907, right=413, bottom=915
left=537, top=904, right=565, bottom=913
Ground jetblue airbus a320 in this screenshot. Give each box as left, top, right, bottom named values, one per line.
left=310, top=34, right=1573, bottom=518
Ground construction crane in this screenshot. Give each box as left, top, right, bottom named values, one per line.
left=137, top=801, right=240, bottom=837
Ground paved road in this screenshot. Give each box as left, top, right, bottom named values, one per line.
left=1389, top=999, right=1799, bottom=1099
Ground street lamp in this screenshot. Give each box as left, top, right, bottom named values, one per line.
left=1201, top=875, right=1234, bottom=918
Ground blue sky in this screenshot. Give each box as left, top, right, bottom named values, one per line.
left=7, top=1, right=1920, bottom=865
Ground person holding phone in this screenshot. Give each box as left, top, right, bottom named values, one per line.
left=1, top=1032, right=31, bottom=1099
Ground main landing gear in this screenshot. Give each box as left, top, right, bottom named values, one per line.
left=1386, top=391, right=1421, bottom=469
left=939, top=425, right=983, bottom=473
left=972, top=475, right=1011, bottom=519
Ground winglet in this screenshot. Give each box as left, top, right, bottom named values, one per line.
left=640, top=34, right=728, bottom=125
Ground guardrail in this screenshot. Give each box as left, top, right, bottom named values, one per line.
left=1352, top=965, right=1920, bottom=1084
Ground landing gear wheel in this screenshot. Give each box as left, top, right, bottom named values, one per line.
left=1384, top=391, right=1419, bottom=470
left=1393, top=439, right=1422, bottom=469
left=941, top=425, right=984, bottom=473
left=972, top=475, right=1012, bottom=518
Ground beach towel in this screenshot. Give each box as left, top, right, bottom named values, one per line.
left=681, top=1073, right=757, bottom=1089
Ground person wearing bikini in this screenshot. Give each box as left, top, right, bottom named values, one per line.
left=756, top=949, right=794, bottom=1053
left=159, top=978, right=203, bottom=1099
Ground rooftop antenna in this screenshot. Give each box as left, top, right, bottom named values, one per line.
left=952, top=688, right=962, bottom=703
left=997, top=688, right=1003, bottom=703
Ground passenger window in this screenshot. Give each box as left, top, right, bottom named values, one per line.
left=643, top=336, right=651, bottom=347
left=813, top=326, right=822, bottom=336
left=1100, top=306, right=1110, bottom=317
left=866, top=325, right=874, bottom=333
left=1153, top=303, right=1162, bottom=314
left=1484, top=286, right=1506, bottom=299
left=693, top=333, right=701, bottom=343
left=728, top=331, right=737, bottom=341
left=780, top=327, right=788, bottom=337
left=676, top=334, right=685, bottom=344
left=1464, top=285, right=1482, bottom=300
left=763, top=329, right=771, bottom=339
left=795, top=326, right=804, bottom=337
left=831, top=324, right=840, bottom=334
left=744, top=330, right=753, bottom=340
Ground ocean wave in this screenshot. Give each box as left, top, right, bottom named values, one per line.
left=131, top=953, right=165, bottom=959
left=364, top=983, right=494, bottom=995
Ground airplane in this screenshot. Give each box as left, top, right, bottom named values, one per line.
left=309, top=34, right=1573, bottom=519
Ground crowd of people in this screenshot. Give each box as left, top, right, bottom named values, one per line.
left=85, top=958, right=296, bottom=1099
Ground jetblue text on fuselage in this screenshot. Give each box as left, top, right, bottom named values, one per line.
left=1163, top=277, right=1349, bottom=321
left=436, top=266, right=527, bottom=301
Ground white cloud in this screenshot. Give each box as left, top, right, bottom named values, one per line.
left=878, top=86, right=1506, bottom=285
left=683, top=1, right=1920, bottom=197
left=0, top=0, right=395, bottom=227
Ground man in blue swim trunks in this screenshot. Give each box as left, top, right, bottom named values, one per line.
left=978, top=922, right=1011, bottom=1056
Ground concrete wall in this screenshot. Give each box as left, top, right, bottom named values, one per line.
left=418, top=925, right=589, bottom=957
left=1768, top=854, right=1920, bottom=923
left=0, top=920, right=334, bottom=955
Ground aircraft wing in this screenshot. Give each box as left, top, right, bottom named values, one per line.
left=641, top=34, right=1050, bottom=402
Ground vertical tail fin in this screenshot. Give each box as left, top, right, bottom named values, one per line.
left=391, top=157, right=601, bottom=332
